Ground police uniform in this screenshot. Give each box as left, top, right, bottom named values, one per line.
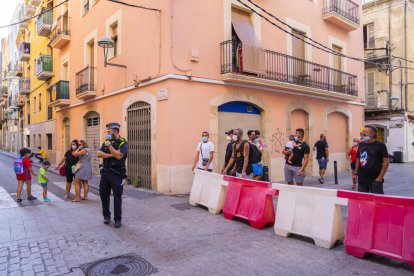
left=99, top=123, right=128, bottom=227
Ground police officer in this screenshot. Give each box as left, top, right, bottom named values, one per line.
left=97, top=122, right=128, bottom=228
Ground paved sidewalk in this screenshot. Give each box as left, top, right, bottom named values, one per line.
left=0, top=151, right=413, bottom=275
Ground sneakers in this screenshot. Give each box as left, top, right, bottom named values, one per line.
left=103, top=218, right=110, bottom=225
left=318, top=178, right=325, bottom=184
left=44, top=198, right=51, bottom=203
left=114, top=221, right=122, bottom=228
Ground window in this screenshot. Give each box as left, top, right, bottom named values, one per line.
left=332, top=45, right=343, bottom=85
left=62, top=61, right=69, bottom=81
left=38, top=93, right=41, bottom=112
left=366, top=71, right=376, bottom=107
left=38, top=134, right=41, bottom=148
left=83, top=0, right=90, bottom=15
left=292, top=29, right=306, bottom=76
left=33, top=96, right=36, bottom=113
left=110, top=22, right=118, bottom=58
left=33, top=135, right=36, bottom=147
left=363, top=24, right=375, bottom=49
left=87, top=117, right=100, bottom=126
left=47, top=134, right=52, bottom=150
left=26, top=135, right=30, bottom=147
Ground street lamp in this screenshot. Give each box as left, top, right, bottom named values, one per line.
left=97, top=37, right=127, bottom=69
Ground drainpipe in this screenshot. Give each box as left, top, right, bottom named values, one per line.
left=387, top=1, right=392, bottom=111
left=404, top=0, right=408, bottom=111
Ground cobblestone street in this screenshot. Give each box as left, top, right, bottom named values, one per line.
left=0, top=152, right=413, bottom=275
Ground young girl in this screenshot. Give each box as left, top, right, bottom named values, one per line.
left=38, top=161, right=51, bottom=202
left=348, top=138, right=359, bottom=190
left=15, top=148, right=37, bottom=202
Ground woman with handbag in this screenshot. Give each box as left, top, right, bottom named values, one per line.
left=56, top=140, right=80, bottom=199
left=72, top=140, right=93, bottom=202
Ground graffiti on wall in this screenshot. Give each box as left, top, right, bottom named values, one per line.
left=270, top=128, right=285, bottom=154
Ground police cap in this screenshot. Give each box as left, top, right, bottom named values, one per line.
left=106, top=122, right=121, bottom=131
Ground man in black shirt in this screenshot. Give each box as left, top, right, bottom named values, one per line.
left=314, top=134, right=329, bottom=184
left=353, top=125, right=389, bottom=194
left=282, top=128, right=310, bottom=186
left=222, top=129, right=235, bottom=175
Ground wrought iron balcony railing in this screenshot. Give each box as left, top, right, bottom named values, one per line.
left=220, top=40, right=358, bottom=96
left=323, top=0, right=360, bottom=25
left=49, top=15, right=71, bottom=48
left=76, top=66, right=96, bottom=95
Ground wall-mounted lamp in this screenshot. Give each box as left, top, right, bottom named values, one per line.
left=97, top=37, right=127, bottom=69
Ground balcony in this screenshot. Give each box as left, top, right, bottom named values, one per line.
left=220, top=41, right=358, bottom=99
left=14, top=95, right=25, bottom=108
left=24, top=4, right=36, bottom=16
left=76, top=66, right=96, bottom=100
left=18, top=42, right=31, bottom=62
left=322, top=0, right=360, bottom=31
left=48, top=80, right=70, bottom=108
left=36, top=10, right=53, bottom=37
left=49, top=15, right=71, bottom=49
left=15, top=62, right=23, bottom=77
left=18, top=78, right=31, bottom=95
left=366, top=91, right=389, bottom=111
left=18, top=7, right=29, bottom=30
left=36, top=55, right=53, bottom=81
left=29, top=0, right=42, bottom=6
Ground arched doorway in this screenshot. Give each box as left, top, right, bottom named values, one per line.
left=127, top=101, right=152, bottom=189
left=62, top=118, right=71, bottom=152
left=84, top=111, right=100, bottom=175
left=289, top=109, right=312, bottom=176
left=217, top=101, right=262, bottom=171
left=327, top=112, right=349, bottom=172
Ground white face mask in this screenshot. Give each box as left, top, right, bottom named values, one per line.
left=71, top=145, right=77, bottom=150
left=226, top=136, right=232, bottom=141
left=353, top=142, right=358, bottom=146
left=232, top=135, right=238, bottom=142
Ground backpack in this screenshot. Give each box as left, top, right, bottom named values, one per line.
left=248, top=143, right=262, bottom=164
left=234, top=141, right=262, bottom=164
left=13, top=158, right=25, bottom=175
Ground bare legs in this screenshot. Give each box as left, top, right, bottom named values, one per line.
left=82, top=181, right=89, bottom=200
left=65, top=182, right=72, bottom=198
left=72, top=178, right=81, bottom=202
left=17, top=180, right=23, bottom=200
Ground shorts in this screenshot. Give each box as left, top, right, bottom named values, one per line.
left=40, top=182, right=48, bottom=188
left=236, top=172, right=253, bottom=179
left=358, top=179, right=384, bottom=194
left=350, top=162, right=356, bottom=170
left=65, top=166, right=75, bottom=182
left=317, top=159, right=328, bottom=170
left=284, top=164, right=306, bottom=183
left=251, top=163, right=263, bottom=176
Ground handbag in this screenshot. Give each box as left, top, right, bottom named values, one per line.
left=59, top=166, right=66, bottom=176
left=72, top=163, right=82, bottom=174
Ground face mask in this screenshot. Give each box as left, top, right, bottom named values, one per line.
left=226, top=136, right=232, bottom=141
left=202, top=137, right=208, bottom=143
left=294, top=137, right=299, bottom=142
left=71, top=145, right=77, bottom=150
left=106, top=134, right=113, bottom=140
left=363, top=136, right=371, bottom=142
left=353, top=142, right=358, bottom=146
left=232, top=135, right=238, bottom=142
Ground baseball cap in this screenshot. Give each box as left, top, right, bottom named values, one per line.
left=225, top=129, right=234, bottom=135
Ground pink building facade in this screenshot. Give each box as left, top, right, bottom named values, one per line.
left=52, top=0, right=365, bottom=193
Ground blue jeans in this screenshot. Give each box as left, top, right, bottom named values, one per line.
left=317, top=159, right=328, bottom=170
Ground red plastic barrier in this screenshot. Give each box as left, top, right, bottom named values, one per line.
left=338, top=190, right=414, bottom=271
left=223, top=176, right=277, bottom=229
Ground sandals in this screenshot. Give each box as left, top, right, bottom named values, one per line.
left=17, top=199, right=22, bottom=203
left=27, top=196, right=37, bottom=200
left=71, top=199, right=80, bottom=202
left=352, top=184, right=356, bottom=190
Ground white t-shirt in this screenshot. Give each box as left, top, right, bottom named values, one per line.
left=286, top=141, right=294, bottom=150
left=197, top=141, right=215, bottom=170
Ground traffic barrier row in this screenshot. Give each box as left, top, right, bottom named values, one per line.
left=189, top=172, right=414, bottom=270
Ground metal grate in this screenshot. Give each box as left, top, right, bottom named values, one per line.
left=79, top=254, right=157, bottom=276
left=127, top=102, right=151, bottom=189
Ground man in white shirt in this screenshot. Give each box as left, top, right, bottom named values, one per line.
left=192, top=131, right=215, bottom=172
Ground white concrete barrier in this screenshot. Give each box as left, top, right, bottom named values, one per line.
left=272, top=183, right=348, bottom=249
left=189, top=170, right=228, bottom=214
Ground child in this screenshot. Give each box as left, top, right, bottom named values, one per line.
left=38, top=161, right=51, bottom=203
left=15, top=148, right=37, bottom=202
left=285, top=135, right=297, bottom=164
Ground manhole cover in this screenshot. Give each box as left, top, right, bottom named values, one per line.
left=170, top=203, right=193, bottom=211
left=80, top=254, right=157, bottom=276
